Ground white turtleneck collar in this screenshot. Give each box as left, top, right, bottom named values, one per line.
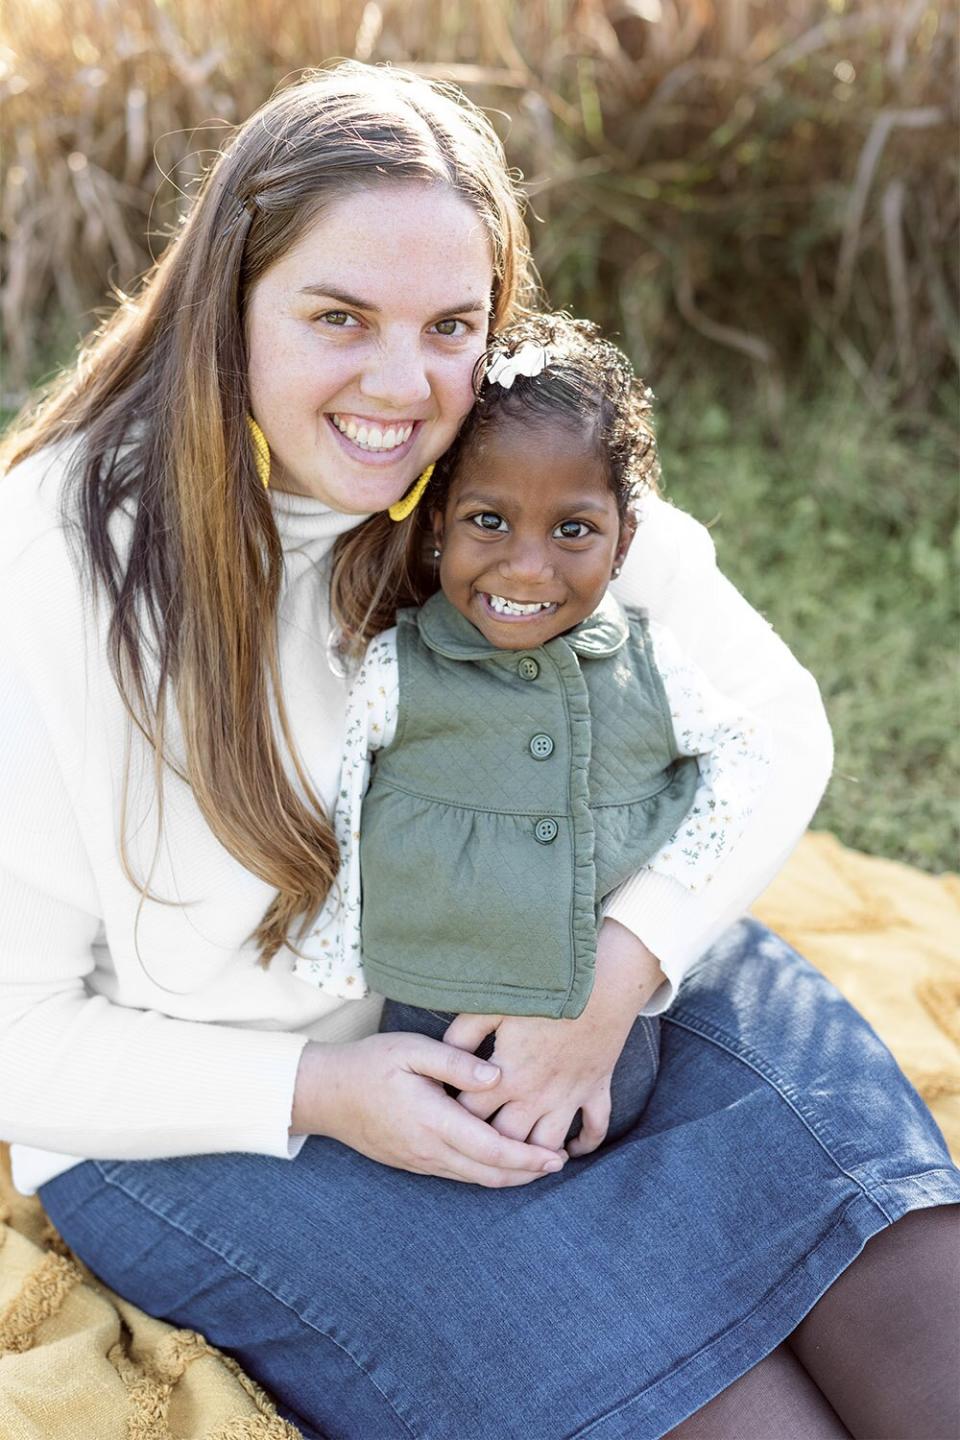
left=269, top=487, right=372, bottom=566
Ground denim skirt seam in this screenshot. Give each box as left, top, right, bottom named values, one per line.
left=860, top=1165, right=960, bottom=1217
left=88, top=1159, right=420, bottom=1440
left=565, top=1186, right=895, bottom=1440
left=638, top=1017, right=658, bottom=1072
left=662, top=1011, right=894, bottom=1214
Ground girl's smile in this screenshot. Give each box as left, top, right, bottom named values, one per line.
left=478, top=593, right=560, bottom=621
left=433, top=413, right=633, bottom=650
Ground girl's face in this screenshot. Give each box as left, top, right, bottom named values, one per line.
left=246, top=182, right=493, bottom=512
left=433, top=412, right=633, bottom=650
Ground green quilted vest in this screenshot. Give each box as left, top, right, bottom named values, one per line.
left=359, top=591, right=699, bottom=1019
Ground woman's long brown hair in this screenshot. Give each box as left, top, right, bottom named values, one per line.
left=1, top=62, right=536, bottom=964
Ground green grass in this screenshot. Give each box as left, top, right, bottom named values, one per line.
left=658, top=377, right=959, bottom=873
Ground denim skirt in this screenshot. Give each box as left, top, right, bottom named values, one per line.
left=39, top=920, right=960, bottom=1440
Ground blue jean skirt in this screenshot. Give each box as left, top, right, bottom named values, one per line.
left=39, top=920, right=960, bottom=1440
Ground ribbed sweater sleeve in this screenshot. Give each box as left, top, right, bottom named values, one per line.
left=0, top=643, right=308, bottom=1161
left=605, top=498, right=833, bottom=1009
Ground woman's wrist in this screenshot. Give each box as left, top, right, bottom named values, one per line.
left=290, top=1040, right=339, bottom=1137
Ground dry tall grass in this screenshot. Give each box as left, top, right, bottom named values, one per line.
left=1, top=0, right=956, bottom=414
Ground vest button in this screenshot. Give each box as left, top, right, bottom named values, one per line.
left=533, top=817, right=559, bottom=844
left=529, top=733, right=554, bottom=760
left=518, top=656, right=540, bottom=681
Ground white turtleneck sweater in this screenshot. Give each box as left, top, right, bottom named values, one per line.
left=0, top=444, right=832, bottom=1195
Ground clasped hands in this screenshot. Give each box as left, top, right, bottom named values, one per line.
left=445, top=917, right=664, bottom=1158
left=294, top=920, right=664, bottom=1188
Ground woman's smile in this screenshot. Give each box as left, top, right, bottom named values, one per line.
left=327, top=414, right=422, bottom=464
left=329, top=414, right=419, bottom=455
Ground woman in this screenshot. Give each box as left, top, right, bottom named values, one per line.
left=1, top=63, right=957, bottom=1440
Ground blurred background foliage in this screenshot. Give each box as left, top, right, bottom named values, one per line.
left=1, top=0, right=957, bottom=868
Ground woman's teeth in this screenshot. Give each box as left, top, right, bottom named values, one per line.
left=332, top=415, right=414, bottom=451
left=486, top=594, right=554, bottom=616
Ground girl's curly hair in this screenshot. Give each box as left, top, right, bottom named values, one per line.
left=426, top=312, right=660, bottom=522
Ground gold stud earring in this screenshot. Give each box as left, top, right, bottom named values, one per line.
left=388, top=463, right=435, bottom=522
left=246, top=416, right=270, bottom=490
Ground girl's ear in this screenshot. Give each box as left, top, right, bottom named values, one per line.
left=613, top=512, right=637, bottom=576
left=431, top=508, right=445, bottom=548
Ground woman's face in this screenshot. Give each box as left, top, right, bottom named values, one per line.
left=246, top=181, right=494, bottom=512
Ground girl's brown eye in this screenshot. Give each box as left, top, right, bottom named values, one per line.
left=471, top=512, right=507, bottom=531
left=556, top=520, right=590, bottom=539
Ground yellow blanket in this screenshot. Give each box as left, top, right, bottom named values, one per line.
left=1, top=832, right=957, bottom=1438
left=0, top=1145, right=300, bottom=1438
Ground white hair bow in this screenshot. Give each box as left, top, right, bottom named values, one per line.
left=486, top=342, right=550, bottom=389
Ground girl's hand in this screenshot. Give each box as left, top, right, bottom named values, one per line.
left=445, top=920, right=665, bottom=1157
left=291, top=1031, right=567, bottom=1187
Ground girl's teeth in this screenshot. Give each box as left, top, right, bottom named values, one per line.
left=488, top=594, right=551, bottom=615
left=333, top=416, right=413, bottom=451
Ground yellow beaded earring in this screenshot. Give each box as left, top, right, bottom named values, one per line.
left=388, top=463, right=435, bottom=522
left=246, top=416, right=270, bottom=490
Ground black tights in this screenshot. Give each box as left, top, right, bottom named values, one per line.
left=665, top=1204, right=960, bottom=1440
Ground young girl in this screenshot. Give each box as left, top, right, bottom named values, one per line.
left=294, top=313, right=771, bottom=1151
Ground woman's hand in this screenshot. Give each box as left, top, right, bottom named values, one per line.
left=291, top=1031, right=567, bottom=1187
left=445, top=920, right=665, bottom=1157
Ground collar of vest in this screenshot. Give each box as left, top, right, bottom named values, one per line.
left=414, top=590, right=631, bottom=661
